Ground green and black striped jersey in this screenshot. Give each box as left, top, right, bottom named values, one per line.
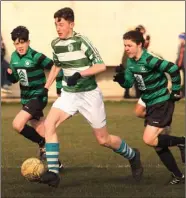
left=51, top=31, right=104, bottom=92
left=56, top=69, right=63, bottom=94
left=9, top=47, right=53, bottom=105
left=123, top=50, right=181, bottom=106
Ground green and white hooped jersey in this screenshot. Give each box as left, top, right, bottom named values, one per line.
left=51, top=32, right=104, bottom=92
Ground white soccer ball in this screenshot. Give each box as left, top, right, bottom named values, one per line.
left=21, top=157, right=45, bottom=181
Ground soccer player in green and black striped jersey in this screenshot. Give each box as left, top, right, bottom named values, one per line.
left=113, top=30, right=185, bottom=185
left=38, top=7, right=143, bottom=187
left=6, top=26, right=63, bottom=168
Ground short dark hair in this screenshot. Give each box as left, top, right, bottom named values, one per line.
left=11, top=26, right=29, bottom=42
left=123, top=30, right=145, bottom=48
left=54, top=7, right=74, bottom=22
left=135, top=25, right=146, bottom=32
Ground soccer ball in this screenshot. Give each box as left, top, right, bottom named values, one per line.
left=21, top=157, right=45, bottom=181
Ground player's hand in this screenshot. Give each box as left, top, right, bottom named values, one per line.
left=67, top=72, right=82, bottom=86
left=170, top=90, right=183, bottom=102
left=38, top=88, right=48, bottom=101
left=7, top=68, right=12, bottom=74
left=113, top=72, right=125, bottom=85
left=42, top=88, right=48, bottom=97
left=56, top=88, right=61, bottom=97
left=115, top=64, right=124, bottom=73
left=6, top=68, right=18, bottom=83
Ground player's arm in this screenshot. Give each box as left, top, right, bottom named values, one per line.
left=56, top=69, right=63, bottom=96
left=79, top=37, right=106, bottom=77
left=44, top=51, right=62, bottom=90
left=6, top=56, right=19, bottom=83
left=147, top=55, right=181, bottom=100
left=44, top=65, right=61, bottom=90
left=66, top=37, right=106, bottom=86
left=80, top=63, right=106, bottom=77
left=79, top=36, right=106, bottom=77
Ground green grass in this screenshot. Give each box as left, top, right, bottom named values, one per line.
left=1, top=101, right=185, bottom=198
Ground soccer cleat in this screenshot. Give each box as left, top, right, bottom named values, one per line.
left=167, top=174, right=185, bottom=185
left=58, top=160, right=64, bottom=172
left=39, top=171, right=60, bottom=188
left=129, top=148, right=144, bottom=181
left=177, top=143, right=185, bottom=163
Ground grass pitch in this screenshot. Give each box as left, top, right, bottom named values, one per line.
left=1, top=101, right=185, bottom=198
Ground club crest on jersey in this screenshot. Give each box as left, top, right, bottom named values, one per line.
left=140, top=66, right=146, bottom=71
left=25, top=60, right=31, bottom=66
left=68, top=44, right=74, bottom=52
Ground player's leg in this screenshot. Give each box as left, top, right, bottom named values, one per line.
left=12, top=109, right=45, bottom=147
left=39, top=91, right=77, bottom=187
left=155, top=146, right=185, bottom=185
left=135, top=98, right=172, bottom=134
left=143, top=125, right=184, bottom=184
left=135, top=98, right=146, bottom=118
left=22, top=98, right=48, bottom=160
left=79, top=87, right=143, bottom=181
left=29, top=117, right=46, bottom=160
left=30, top=114, right=64, bottom=168
left=29, top=117, right=45, bottom=137
left=143, top=100, right=185, bottom=148
left=39, top=107, right=70, bottom=187
left=143, top=100, right=185, bottom=184
left=93, top=126, right=143, bottom=181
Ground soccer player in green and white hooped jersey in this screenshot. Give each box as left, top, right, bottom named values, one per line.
left=113, top=30, right=185, bottom=185
left=6, top=26, right=63, bottom=169
left=37, top=7, right=143, bottom=188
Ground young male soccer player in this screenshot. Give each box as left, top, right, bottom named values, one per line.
left=6, top=26, right=63, bottom=167
left=113, top=30, right=185, bottom=185
left=37, top=7, right=143, bottom=187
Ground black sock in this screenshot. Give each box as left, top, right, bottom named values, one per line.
left=157, top=134, right=185, bottom=147
left=20, top=125, right=45, bottom=146
left=155, top=147, right=182, bottom=177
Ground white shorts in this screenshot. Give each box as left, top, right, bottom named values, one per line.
left=138, top=98, right=146, bottom=107
left=52, top=87, right=106, bottom=129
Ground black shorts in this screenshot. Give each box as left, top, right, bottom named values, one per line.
left=22, top=99, right=47, bottom=120
left=145, top=100, right=175, bottom=128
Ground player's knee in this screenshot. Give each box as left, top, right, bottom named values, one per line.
left=135, top=109, right=142, bottom=118
left=12, top=119, right=24, bottom=132
left=96, top=136, right=110, bottom=147
left=135, top=108, right=145, bottom=118
left=44, top=120, right=51, bottom=131
left=143, top=136, right=155, bottom=146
